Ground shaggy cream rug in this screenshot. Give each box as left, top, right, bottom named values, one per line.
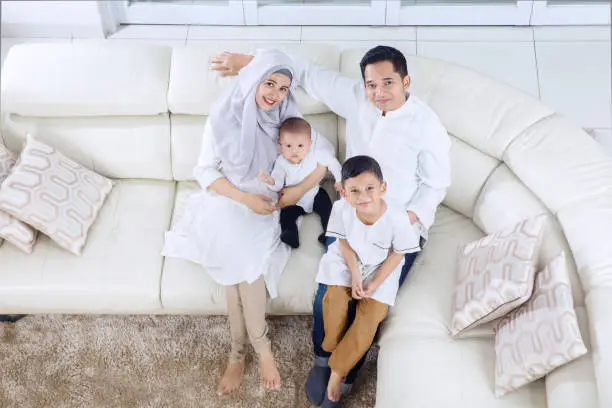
left=0, top=315, right=377, bottom=408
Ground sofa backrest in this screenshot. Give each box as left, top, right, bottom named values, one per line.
left=1, top=42, right=174, bottom=180
left=1, top=42, right=611, bottom=406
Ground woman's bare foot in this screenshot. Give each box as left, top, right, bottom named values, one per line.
left=327, top=370, right=344, bottom=402
left=259, top=353, right=281, bottom=390
left=217, top=360, right=245, bottom=396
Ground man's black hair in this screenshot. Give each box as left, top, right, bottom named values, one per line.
left=341, top=155, right=384, bottom=183
left=359, top=45, right=408, bottom=80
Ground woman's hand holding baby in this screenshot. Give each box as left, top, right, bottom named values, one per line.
left=241, top=193, right=278, bottom=215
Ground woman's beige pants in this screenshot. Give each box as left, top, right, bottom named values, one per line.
left=226, top=276, right=271, bottom=362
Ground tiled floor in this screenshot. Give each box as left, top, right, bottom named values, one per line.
left=1, top=24, right=611, bottom=154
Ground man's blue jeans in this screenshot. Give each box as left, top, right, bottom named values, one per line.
left=312, top=236, right=420, bottom=384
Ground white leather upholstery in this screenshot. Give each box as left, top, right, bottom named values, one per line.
left=171, top=113, right=339, bottom=181
left=376, top=337, right=547, bottom=408
left=444, top=135, right=500, bottom=219
left=0, top=180, right=175, bottom=313
left=168, top=43, right=340, bottom=115
left=0, top=114, right=173, bottom=180
left=0, top=43, right=609, bottom=408
left=546, top=307, right=599, bottom=408
left=0, top=43, right=171, bottom=117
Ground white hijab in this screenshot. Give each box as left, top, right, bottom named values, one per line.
left=210, top=49, right=301, bottom=183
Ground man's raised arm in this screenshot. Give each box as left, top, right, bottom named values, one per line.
left=211, top=50, right=363, bottom=120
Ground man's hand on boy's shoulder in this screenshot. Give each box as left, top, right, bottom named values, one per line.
left=210, top=52, right=254, bottom=77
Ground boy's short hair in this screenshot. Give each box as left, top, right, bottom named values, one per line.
left=341, top=155, right=384, bottom=184
left=359, top=45, right=408, bottom=80
left=280, top=117, right=311, bottom=137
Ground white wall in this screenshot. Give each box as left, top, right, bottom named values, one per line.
left=1, top=1, right=113, bottom=38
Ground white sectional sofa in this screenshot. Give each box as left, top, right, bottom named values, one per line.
left=0, top=42, right=610, bottom=408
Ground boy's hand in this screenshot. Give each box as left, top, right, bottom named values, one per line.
left=362, top=280, right=380, bottom=298
left=259, top=171, right=275, bottom=186
left=351, top=276, right=364, bottom=300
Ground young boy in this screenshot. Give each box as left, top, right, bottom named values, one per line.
left=259, top=117, right=342, bottom=249
left=316, top=155, right=421, bottom=402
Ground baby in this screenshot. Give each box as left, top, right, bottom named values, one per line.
left=316, top=155, right=421, bottom=402
left=259, top=117, right=341, bottom=249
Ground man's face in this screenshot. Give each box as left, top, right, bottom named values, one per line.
left=363, top=60, right=410, bottom=113
left=341, top=172, right=386, bottom=217
left=280, top=131, right=312, bottom=164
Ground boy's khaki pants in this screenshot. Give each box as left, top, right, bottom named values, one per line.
left=322, top=285, right=389, bottom=377
left=226, top=276, right=271, bottom=362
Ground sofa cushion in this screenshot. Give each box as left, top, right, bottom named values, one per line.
left=381, top=206, right=490, bottom=340
left=451, top=214, right=546, bottom=336
left=0, top=180, right=174, bottom=313
left=1, top=43, right=171, bottom=117
left=160, top=181, right=332, bottom=314
left=494, top=253, right=588, bottom=397
left=0, top=135, right=113, bottom=255
left=0, top=143, right=36, bottom=253
left=170, top=113, right=339, bottom=181
left=1, top=114, right=173, bottom=180
left=168, top=43, right=340, bottom=116
left=473, top=164, right=585, bottom=307
left=376, top=337, right=546, bottom=408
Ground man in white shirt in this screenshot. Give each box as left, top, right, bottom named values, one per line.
left=212, top=45, right=451, bottom=407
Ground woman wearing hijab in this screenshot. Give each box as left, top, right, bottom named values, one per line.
left=163, top=50, right=326, bottom=395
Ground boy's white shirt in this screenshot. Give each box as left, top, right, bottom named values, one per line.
left=288, top=53, right=451, bottom=239
left=316, top=199, right=420, bottom=306
left=266, top=131, right=341, bottom=212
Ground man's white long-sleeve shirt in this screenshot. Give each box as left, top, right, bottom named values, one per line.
left=290, top=54, right=451, bottom=234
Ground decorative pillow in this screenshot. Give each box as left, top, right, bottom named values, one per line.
left=0, top=134, right=113, bottom=255
left=0, top=143, right=37, bottom=253
left=494, top=252, right=587, bottom=397
left=451, top=214, right=547, bottom=336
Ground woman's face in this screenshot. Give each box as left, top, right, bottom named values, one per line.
left=255, top=73, right=291, bottom=111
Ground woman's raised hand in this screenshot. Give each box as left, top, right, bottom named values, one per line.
left=210, top=52, right=254, bottom=77
left=241, top=193, right=278, bottom=215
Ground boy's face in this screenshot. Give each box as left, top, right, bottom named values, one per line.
left=280, top=131, right=312, bottom=164
left=341, top=172, right=386, bottom=216
left=363, top=60, right=410, bottom=113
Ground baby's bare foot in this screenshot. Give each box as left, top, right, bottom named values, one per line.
left=327, top=370, right=344, bottom=402
left=259, top=353, right=281, bottom=390
left=217, top=360, right=245, bottom=396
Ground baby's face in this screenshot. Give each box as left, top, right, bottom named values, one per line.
left=279, top=131, right=312, bottom=164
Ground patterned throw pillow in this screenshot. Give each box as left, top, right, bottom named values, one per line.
left=0, top=143, right=37, bottom=253
left=451, top=214, right=547, bottom=336
left=494, top=252, right=587, bottom=397
left=0, top=135, right=113, bottom=255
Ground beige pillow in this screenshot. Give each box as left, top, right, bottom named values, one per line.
left=451, top=214, right=546, bottom=335
left=494, top=252, right=587, bottom=397
left=0, top=134, right=113, bottom=255
left=0, top=143, right=37, bottom=253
